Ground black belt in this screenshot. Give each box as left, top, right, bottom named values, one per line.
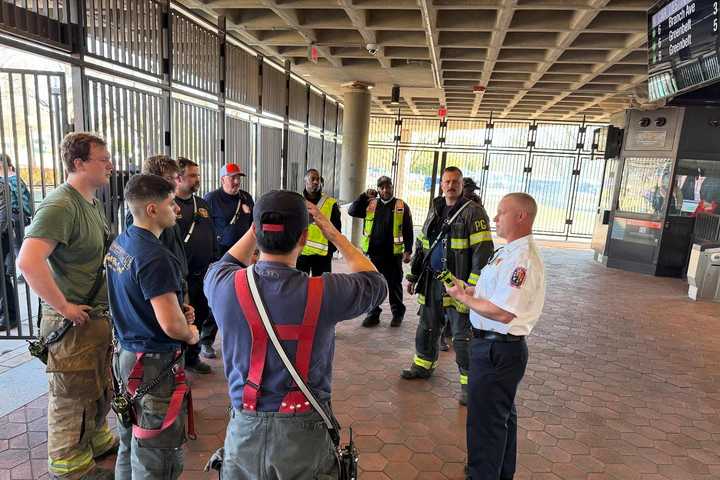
left=472, top=328, right=525, bottom=343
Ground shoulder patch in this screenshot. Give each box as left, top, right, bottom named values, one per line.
left=510, top=266, right=527, bottom=288
left=198, top=208, right=209, bottom=218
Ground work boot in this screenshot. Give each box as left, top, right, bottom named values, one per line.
left=201, top=344, right=217, bottom=359
left=440, top=336, right=450, bottom=351
left=186, top=359, right=212, bottom=374
left=390, top=314, right=403, bottom=327
left=459, top=384, right=468, bottom=406
left=400, top=364, right=432, bottom=380
left=362, top=314, right=380, bottom=328
left=80, top=467, right=114, bottom=479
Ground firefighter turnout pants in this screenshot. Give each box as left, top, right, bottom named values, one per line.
left=414, top=277, right=472, bottom=386
left=113, top=348, right=187, bottom=480
left=42, top=306, right=115, bottom=480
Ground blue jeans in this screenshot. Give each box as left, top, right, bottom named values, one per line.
left=221, top=407, right=338, bottom=479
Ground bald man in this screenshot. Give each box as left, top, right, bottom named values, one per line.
left=446, top=193, right=545, bottom=480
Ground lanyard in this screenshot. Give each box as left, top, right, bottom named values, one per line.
left=183, top=196, right=198, bottom=244
left=229, top=196, right=243, bottom=225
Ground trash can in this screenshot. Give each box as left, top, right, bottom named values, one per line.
left=687, top=243, right=720, bottom=301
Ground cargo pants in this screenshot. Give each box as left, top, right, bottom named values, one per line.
left=113, top=348, right=186, bottom=480
left=414, top=277, right=473, bottom=386
left=221, top=407, right=338, bottom=479
left=42, top=305, right=115, bottom=480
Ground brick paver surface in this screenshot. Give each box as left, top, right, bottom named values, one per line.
left=1, top=247, right=719, bottom=479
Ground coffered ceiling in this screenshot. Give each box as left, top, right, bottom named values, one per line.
left=183, top=0, right=655, bottom=122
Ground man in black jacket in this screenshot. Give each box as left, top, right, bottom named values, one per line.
left=349, top=176, right=413, bottom=327
left=175, top=157, right=219, bottom=367
left=297, top=169, right=342, bottom=275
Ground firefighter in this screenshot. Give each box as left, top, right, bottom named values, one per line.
left=348, top=175, right=414, bottom=327
left=297, top=168, right=341, bottom=276
left=18, top=133, right=116, bottom=479
left=107, top=174, right=198, bottom=479
left=401, top=166, right=494, bottom=405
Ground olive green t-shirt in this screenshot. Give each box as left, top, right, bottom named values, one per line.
left=25, top=183, right=109, bottom=308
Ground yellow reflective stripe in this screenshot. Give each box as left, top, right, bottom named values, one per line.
left=413, top=355, right=439, bottom=370
left=418, top=232, right=430, bottom=249
left=450, top=238, right=469, bottom=249
left=90, top=424, right=116, bottom=456
left=467, top=273, right=480, bottom=286
left=418, top=294, right=426, bottom=305
left=460, top=374, right=468, bottom=385
left=48, top=449, right=94, bottom=475
left=470, top=230, right=492, bottom=246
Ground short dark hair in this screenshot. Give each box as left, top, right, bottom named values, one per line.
left=177, top=157, right=198, bottom=175
left=125, top=174, right=174, bottom=217
left=61, top=132, right=107, bottom=173
left=443, top=166, right=463, bottom=177
left=143, top=155, right=179, bottom=177
left=305, top=168, right=320, bottom=178
left=256, top=212, right=303, bottom=254
left=0, top=154, right=13, bottom=170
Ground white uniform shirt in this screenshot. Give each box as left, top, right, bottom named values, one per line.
left=470, top=235, right=545, bottom=336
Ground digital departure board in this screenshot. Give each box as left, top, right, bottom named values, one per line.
left=648, top=0, right=720, bottom=101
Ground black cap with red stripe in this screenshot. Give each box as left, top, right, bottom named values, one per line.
left=253, top=190, right=309, bottom=239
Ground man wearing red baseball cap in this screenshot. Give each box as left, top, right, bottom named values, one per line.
left=203, top=163, right=254, bottom=358
left=204, top=163, right=253, bottom=256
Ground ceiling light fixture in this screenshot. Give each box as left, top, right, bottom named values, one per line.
left=390, top=85, right=400, bottom=105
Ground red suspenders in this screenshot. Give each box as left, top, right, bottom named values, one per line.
left=234, top=268, right=324, bottom=413
left=126, top=350, right=196, bottom=439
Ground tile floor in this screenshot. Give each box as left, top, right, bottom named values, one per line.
left=1, top=247, right=719, bottom=479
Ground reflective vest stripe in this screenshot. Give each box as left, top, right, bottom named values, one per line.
left=360, top=198, right=405, bottom=255
left=467, top=272, right=480, bottom=286
left=302, top=195, right=336, bottom=256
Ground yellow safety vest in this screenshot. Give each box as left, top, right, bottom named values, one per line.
left=360, top=198, right=405, bottom=255
left=302, top=195, right=337, bottom=256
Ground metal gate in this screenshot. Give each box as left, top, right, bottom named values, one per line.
left=368, top=114, right=607, bottom=239
left=0, top=68, right=70, bottom=338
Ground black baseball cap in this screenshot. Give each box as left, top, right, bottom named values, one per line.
left=253, top=190, right=309, bottom=239
left=463, top=177, right=479, bottom=191
left=377, top=176, right=392, bottom=187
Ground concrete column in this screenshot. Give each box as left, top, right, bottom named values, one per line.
left=339, top=82, right=372, bottom=244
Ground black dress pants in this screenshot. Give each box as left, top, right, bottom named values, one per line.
left=368, top=254, right=405, bottom=319
left=467, top=337, right=528, bottom=480
left=296, top=254, right=332, bottom=276
left=186, top=274, right=218, bottom=364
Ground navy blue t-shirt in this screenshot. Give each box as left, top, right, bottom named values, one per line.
left=205, top=256, right=387, bottom=411
left=106, top=225, right=184, bottom=352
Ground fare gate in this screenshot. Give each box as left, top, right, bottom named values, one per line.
left=0, top=68, right=70, bottom=339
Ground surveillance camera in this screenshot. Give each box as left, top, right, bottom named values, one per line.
left=366, top=43, right=378, bottom=55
